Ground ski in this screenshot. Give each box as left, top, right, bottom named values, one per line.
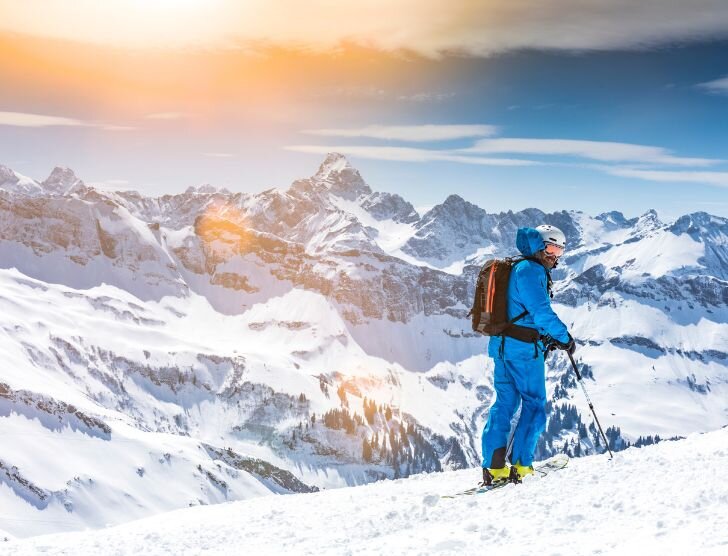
left=441, top=454, right=569, bottom=498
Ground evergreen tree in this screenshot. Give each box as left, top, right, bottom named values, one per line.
left=337, top=385, right=348, bottom=406
left=362, top=437, right=372, bottom=462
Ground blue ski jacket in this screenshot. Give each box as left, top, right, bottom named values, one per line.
left=487, top=227, right=570, bottom=360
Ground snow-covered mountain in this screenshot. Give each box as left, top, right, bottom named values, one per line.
left=1, top=154, right=726, bottom=539
left=5, top=427, right=728, bottom=554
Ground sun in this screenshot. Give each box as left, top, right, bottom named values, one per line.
left=0, top=0, right=230, bottom=50
left=129, top=0, right=209, bottom=11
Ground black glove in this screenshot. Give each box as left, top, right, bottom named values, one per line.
left=558, top=333, right=576, bottom=356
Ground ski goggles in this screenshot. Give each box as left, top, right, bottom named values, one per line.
left=544, top=242, right=565, bottom=258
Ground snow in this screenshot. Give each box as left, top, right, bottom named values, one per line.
left=315, top=152, right=351, bottom=179
left=5, top=427, right=728, bottom=555
left=2, top=155, right=728, bottom=550
left=580, top=229, right=705, bottom=281
left=0, top=167, right=43, bottom=196
left=330, top=196, right=417, bottom=255
left=0, top=266, right=488, bottom=537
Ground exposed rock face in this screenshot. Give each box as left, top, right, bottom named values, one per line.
left=360, top=191, right=419, bottom=223
left=2, top=153, right=727, bottom=346
left=0, top=383, right=111, bottom=437
left=42, top=167, right=85, bottom=195
left=311, top=152, right=372, bottom=200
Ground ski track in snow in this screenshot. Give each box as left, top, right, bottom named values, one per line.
left=6, top=427, right=728, bottom=555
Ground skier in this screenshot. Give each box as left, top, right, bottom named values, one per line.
left=481, top=225, right=575, bottom=485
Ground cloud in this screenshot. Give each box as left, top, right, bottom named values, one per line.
left=460, top=138, right=720, bottom=167
left=101, top=124, right=136, bottom=131
left=0, top=111, right=88, bottom=127
left=696, top=75, right=728, bottom=95
left=293, top=124, right=728, bottom=189
left=3, top=1, right=728, bottom=56
left=291, top=128, right=726, bottom=180
left=606, top=167, right=728, bottom=188
left=302, top=124, right=498, bottom=142
left=317, top=87, right=388, bottom=100
left=285, top=144, right=536, bottom=165
left=145, top=112, right=187, bottom=120
left=203, top=152, right=236, bottom=158
left=315, top=89, right=455, bottom=104
left=0, top=111, right=133, bottom=130
left=87, top=179, right=133, bottom=191
left=397, top=92, right=456, bottom=103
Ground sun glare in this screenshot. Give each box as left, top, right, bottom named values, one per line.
left=129, top=0, right=208, bottom=12
left=0, top=0, right=229, bottom=49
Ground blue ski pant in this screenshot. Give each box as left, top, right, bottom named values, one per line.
left=481, top=354, right=547, bottom=468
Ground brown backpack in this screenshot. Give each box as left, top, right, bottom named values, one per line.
left=469, top=257, right=540, bottom=343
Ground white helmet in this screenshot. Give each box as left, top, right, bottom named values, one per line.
left=535, top=224, right=566, bottom=249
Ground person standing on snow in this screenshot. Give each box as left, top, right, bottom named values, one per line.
left=481, top=225, right=575, bottom=485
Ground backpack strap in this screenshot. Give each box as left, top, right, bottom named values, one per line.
left=499, top=258, right=541, bottom=353
left=499, top=258, right=530, bottom=330
left=522, top=255, right=554, bottom=298
left=507, top=310, right=528, bottom=326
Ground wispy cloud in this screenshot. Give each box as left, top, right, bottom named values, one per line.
left=606, top=167, right=728, bottom=188
left=0, top=111, right=134, bottom=130
left=203, top=152, right=236, bottom=158
left=0, top=111, right=86, bottom=127
left=286, top=144, right=535, bottom=166
left=87, top=179, right=133, bottom=191
left=145, top=112, right=188, bottom=120
left=696, top=75, right=728, bottom=95
left=302, top=124, right=498, bottom=142
left=460, top=138, right=720, bottom=167
left=292, top=123, right=728, bottom=190
left=317, top=88, right=454, bottom=103
left=3, top=1, right=728, bottom=56
left=397, top=92, right=456, bottom=103
left=101, top=124, right=136, bottom=131
left=317, top=86, right=388, bottom=100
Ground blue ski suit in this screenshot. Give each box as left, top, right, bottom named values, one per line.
left=481, top=227, right=570, bottom=468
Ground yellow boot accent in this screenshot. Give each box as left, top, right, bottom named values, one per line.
left=487, top=466, right=511, bottom=481
left=513, top=463, right=534, bottom=480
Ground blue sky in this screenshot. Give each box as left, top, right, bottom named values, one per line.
left=284, top=43, right=728, bottom=220
left=1, top=6, right=728, bottom=220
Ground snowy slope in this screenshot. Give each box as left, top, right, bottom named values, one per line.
left=0, top=267, right=484, bottom=538
left=5, top=427, right=728, bottom=555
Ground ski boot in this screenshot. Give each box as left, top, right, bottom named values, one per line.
left=508, top=463, right=534, bottom=483
left=480, top=466, right=511, bottom=487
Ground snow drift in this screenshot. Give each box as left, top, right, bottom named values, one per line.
left=4, top=427, right=728, bottom=555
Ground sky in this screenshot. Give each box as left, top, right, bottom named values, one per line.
left=1, top=1, right=728, bottom=219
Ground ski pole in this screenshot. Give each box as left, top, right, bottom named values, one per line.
left=567, top=351, right=613, bottom=459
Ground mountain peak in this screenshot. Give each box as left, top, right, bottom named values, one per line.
left=596, top=210, right=629, bottom=228
left=619, top=208, right=663, bottom=241
left=442, top=194, right=467, bottom=206
left=0, top=164, right=43, bottom=195
left=311, top=153, right=371, bottom=201
left=314, top=153, right=352, bottom=179
left=670, top=211, right=728, bottom=236
left=42, top=166, right=84, bottom=195
left=430, top=194, right=485, bottom=218
left=184, top=184, right=231, bottom=196
left=635, top=209, right=662, bottom=227
left=0, top=164, right=16, bottom=184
